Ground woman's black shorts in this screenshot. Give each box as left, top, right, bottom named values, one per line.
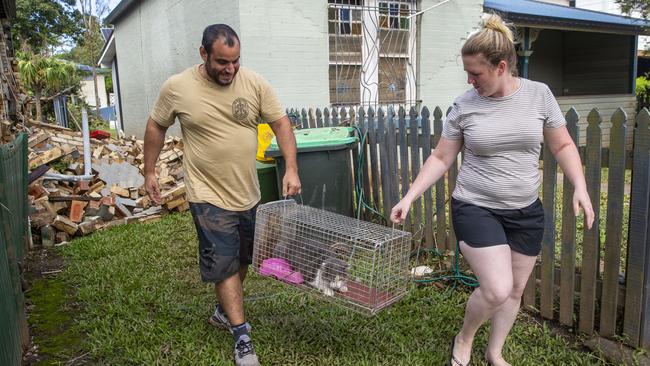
left=451, top=197, right=545, bottom=257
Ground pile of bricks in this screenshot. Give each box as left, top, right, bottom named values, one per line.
left=27, top=122, right=187, bottom=246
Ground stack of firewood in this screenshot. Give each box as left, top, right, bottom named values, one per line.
left=26, top=122, right=187, bottom=247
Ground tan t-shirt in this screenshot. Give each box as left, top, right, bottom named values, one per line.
left=150, top=66, right=285, bottom=211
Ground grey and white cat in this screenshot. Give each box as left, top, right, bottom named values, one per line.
left=274, top=239, right=350, bottom=296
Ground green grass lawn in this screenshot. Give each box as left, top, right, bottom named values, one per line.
left=26, top=212, right=620, bottom=366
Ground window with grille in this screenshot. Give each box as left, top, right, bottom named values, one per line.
left=328, top=0, right=417, bottom=108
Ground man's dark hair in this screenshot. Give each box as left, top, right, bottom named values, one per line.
left=202, top=24, right=239, bottom=55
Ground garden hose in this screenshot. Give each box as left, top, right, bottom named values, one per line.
left=351, top=125, right=478, bottom=290
left=352, top=125, right=387, bottom=224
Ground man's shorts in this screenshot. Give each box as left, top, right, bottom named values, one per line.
left=189, top=202, right=258, bottom=283
left=451, top=197, right=545, bottom=257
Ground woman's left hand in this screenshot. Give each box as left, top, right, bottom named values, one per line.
left=573, top=188, right=595, bottom=230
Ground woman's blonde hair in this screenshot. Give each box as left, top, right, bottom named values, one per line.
left=462, top=13, right=518, bottom=74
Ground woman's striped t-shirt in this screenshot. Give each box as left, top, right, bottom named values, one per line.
left=442, top=78, right=566, bottom=209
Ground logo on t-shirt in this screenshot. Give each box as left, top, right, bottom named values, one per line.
left=232, top=98, right=250, bottom=121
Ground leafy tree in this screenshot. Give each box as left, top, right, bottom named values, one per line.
left=12, top=0, right=84, bottom=53
left=78, top=0, right=109, bottom=116
left=616, top=0, right=650, bottom=18
left=59, top=13, right=104, bottom=67
left=18, top=52, right=78, bottom=122
left=105, top=74, right=113, bottom=95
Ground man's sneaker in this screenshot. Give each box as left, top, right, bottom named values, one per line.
left=234, top=335, right=260, bottom=366
left=207, top=306, right=252, bottom=332
left=207, top=306, right=230, bottom=330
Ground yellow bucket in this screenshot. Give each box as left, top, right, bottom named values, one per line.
left=257, top=123, right=275, bottom=162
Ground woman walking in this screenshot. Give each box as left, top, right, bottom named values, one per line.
left=390, top=14, right=594, bottom=366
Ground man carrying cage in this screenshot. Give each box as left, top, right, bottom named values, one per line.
left=143, top=24, right=301, bottom=366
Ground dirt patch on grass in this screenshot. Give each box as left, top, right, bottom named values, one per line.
left=22, top=247, right=66, bottom=284
left=22, top=247, right=95, bottom=365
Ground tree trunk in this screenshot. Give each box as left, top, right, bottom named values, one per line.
left=92, top=65, right=100, bottom=117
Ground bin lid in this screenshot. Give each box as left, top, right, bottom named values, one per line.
left=267, top=127, right=357, bottom=153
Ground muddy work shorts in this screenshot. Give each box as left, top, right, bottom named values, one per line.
left=189, top=202, right=257, bottom=283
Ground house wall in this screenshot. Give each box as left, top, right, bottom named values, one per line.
left=418, top=0, right=483, bottom=111
left=575, top=0, right=650, bottom=50
left=557, top=94, right=636, bottom=148
left=239, top=0, right=329, bottom=112
left=80, top=74, right=108, bottom=108
left=114, top=0, right=239, bottom=137
left=528, top=29, right=564, bottom=96
left=111, top=0, right=484, bottom=136
left=562, top=32, right=633, bottom=96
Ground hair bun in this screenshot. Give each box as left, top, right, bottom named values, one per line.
left=482, top=14, right=514, bottom=43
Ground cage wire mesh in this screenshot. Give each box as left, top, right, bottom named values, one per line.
left=253, top=199, right=412, bottom=315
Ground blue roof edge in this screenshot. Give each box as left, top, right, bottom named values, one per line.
left=484, top=0, right=650, bottom=34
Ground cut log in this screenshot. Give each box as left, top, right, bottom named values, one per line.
left=88, top=200, right=101, bottom=210
left=51, top=202, right=67, bottom=214
left=160, top=184, right=186, bottom=204
left=93, top=146, right=104, bottom=159
left=165, top=196, right=186, bottom=210
left=28, top=132, right=50, bottom=148
left=28, top=184, right=47, bottom=199
left=105, top=218, right=126, bottom=228
left=69, top=200, right=88, bottom=223
left=52, top=215, right=79, bottom=235
left=129, top=187, right=139, bottom=199
left=115, top=202, right=133, bottom=217
left=176, top=201, right=189, bottom=212
left=88, top=181, right=105, bottom=194
left=135, top=195, right=151, bottom=208
left=116, top=197, right=136, bottom=207
left=73, top=180, right=90, bottom=194
left=139, top=215, right=161, bottom=223
left=100, top=196, right=116, bottom=206
left=158, top=176, right=175, bottom=185
left=78, top=221, right=96, bottom=236
left=87, top=192, right=102, bottom=199
left=97, top=205, right=115, bottom=221
left=110, top=184, right=130, bottom=197
left=29, top=147, right=63, bottom=169
left=30, top=210, right=57, bottom=228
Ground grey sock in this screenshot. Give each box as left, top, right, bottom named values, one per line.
left=231, top=322, right=250, bottom=341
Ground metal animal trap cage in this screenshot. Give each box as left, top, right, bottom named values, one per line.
left=253, top=200, right=412, bottom=315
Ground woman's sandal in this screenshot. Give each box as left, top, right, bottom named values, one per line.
left=449, top=336, right=470, bottom=366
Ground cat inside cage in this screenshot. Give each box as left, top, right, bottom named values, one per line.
left=253, top=200, right=412, bottom=314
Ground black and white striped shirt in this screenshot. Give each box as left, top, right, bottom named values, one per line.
left=442, top=78, right=566, bottom=209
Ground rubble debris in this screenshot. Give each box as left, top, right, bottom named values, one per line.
left=25, top=122, right=188, bottom=247
left=94, top=161, right=144, bottom=188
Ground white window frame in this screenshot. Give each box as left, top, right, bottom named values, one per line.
left=328, top=0, right=417, bottom=107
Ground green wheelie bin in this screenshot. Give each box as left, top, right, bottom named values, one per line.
left=265, top=127, right=358, bottom=217
left=256, top=161, right=279, bottom=204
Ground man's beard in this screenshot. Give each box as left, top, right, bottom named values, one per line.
left=206, top=65, right=236, bottom=86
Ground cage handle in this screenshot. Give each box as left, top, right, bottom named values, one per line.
left=282, top=193, right=304, bottom=205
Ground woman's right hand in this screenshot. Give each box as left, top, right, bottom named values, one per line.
left=390, top=198, right=412, bottom=224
